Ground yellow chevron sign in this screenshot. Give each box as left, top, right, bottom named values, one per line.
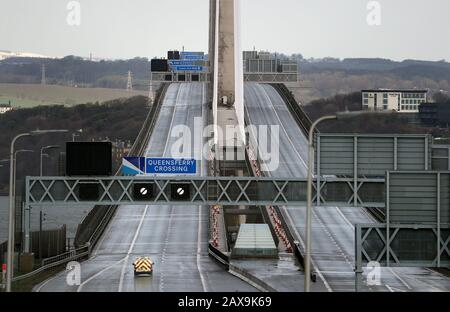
left=133, top=257, right=154, bottom=274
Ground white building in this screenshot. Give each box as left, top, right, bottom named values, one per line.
left=362, top=89, right=428, bottom=113
left=0, top=103, right=12, bottom=114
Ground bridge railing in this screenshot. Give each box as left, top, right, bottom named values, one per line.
left=12, top=245, right=90, bottom=283
left=270, top=83, right=316, bottom=137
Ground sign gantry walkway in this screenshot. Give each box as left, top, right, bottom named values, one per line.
left=25, top=176, right=385, bottom=207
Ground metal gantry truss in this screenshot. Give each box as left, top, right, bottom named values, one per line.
left=355, top=223, right=450, bottom=270
left=23, top=175, right=385, bottom=254
left=25, top=176, right=385, bottom=207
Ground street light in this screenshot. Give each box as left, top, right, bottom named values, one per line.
left=72, top=129, right=83, bottom=142
left=305, top=111, right=370, bottom=292
left=40, top=145, right=60, bottom=176
left=6, top=129, right=68, bottom=292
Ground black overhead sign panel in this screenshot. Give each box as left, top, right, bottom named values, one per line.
left=66, top=142, right=112, bottom=176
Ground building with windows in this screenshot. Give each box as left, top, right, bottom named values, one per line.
left=362, top=89, right=428, bottom=113
left=0, top=102, right=12, bottom=114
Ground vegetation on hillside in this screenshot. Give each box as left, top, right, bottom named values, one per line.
left=0, top=96, right=150, bottom=193
left=303, top=92, right=445, bottom=135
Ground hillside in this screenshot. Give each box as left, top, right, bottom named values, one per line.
left=303, top=91, right=441, bottom=135
left=0, top=83, right=148, bottom=108
left=0, top=56, right=152, bottom=90
left=0, top=95, right=150, bottom=193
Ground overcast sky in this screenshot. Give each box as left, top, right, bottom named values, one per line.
left=1, top=0, right=449, bottom=61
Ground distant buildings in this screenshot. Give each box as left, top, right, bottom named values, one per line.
left=419, top=102, right=450, bottom=128
left=243, top=50, right=298, bottom=74
left=0, top=101, right=12, bottom=114
left=362, top=89, right=428, bottom=113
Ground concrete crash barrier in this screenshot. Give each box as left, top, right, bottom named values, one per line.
left=228, top=264, right=278, bottom=292
left=208, top=243, right=229, bottom=269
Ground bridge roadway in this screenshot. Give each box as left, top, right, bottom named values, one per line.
left=35, top=83, right=256, bottom=292
left=245, top=82, right=450, bottom=292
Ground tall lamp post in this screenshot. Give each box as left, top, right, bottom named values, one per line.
left=13, top=150, right=34, bottom=197
left=6, top=129, right=68, bottom=292
left=305, top=111, right=368, bottom=292
left=40, top=145, right=60, bottom=176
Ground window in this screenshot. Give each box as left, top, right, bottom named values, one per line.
left=363, top=93, right=369, bottom=98
left=383, top=105, right=388, bottom=110
left=383, top=99, right=388, bottom=105
left=364, top=99, right=368, bottom=104
left=383, top=93, right=388, bottom=99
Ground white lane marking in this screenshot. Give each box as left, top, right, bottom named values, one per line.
left=388, top=268, right=412, bottom=290
left=260, top=84, right=307, bottom=170
left=385, top=284, right=395, bottom=292
left=35, top=270, right=63, bottom=292
left=334, top=207, right=355, bottom=230
left=118, top=205, right=149, bottom=292
left=282, top=206, right=333, bottom=292
left=77, top=257, right=126, bottom=292
left=163, top=84, right=182, bottom=157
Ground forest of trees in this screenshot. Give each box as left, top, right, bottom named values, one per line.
left=0, top=95, right=150, bottom=193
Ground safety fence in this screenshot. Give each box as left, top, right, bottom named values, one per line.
left=30, top=226, right=66, bottom=259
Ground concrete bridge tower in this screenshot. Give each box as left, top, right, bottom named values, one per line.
left=209, top=0, right=245, bottom=159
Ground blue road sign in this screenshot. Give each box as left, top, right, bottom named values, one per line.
left=173, top=65, right=204, bottom=72
left=146, top=158, right=197, bottom=175
left=181, top=52, right=205, bottom=61
left=168, top=60, right=196, bottom=66
left=122, top=157, right=146, bottom=175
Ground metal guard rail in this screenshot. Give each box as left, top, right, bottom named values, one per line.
left=12, top=246, right=89, bottom=282
left=269, top=83, right=316, bottom=137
